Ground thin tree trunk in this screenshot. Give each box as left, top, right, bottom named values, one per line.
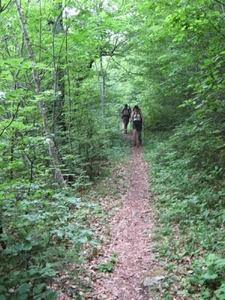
left=14, top=0, right=66, bottom=187
left=52, top=4, right=66, bottom=134
left=99, top=52, right=106, bottom=126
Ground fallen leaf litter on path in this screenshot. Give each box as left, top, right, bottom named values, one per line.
left=90, top=141, right=156, bottom=300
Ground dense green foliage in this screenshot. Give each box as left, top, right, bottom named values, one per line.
left=0, top=0, right=225, bottom=298
left=145, top=130, right=225, bottom=299
left=141, top=1, right=225, bottom=298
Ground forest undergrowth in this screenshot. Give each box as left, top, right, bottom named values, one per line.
left=144, top=131, right=225, bottom=300
left=57, top=129, right=225, bottom=300
left=60, top=130, right=225, bottom=300
left=1, top=130, right=225, bottom=300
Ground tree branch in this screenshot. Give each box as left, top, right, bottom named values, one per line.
left=0, top=101, right=21, bottom=137
left=0, top=0, right=11, bottom=13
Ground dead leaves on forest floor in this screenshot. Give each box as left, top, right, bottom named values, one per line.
left=57, top=133, right=166, bottom=300
left=82, top=140, right=163, bottom=300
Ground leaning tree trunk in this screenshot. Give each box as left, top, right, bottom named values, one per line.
left=14, top=0, right=66, bottom=187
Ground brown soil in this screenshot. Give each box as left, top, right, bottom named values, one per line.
left=88, top=132, right=157, bottom=300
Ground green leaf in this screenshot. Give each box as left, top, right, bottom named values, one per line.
left=40, top=289, right=57, bottom=300
left=77, top=236, right=88, bottom=243
left=32, top=283, right=46, bottom=295
left=17, top=283, right=30, bottom=294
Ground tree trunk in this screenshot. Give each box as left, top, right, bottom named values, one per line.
left=14, top=0, right=66, bottom=188
left=52, top=5, right=66, bottom=134
left=99, top=51, right=106, bottom=125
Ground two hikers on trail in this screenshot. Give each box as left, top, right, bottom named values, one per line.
left=121, top=104, right=144, bottom=146
left=130, top=105, right=144, bottom=146
left=121, top=104, right=131, bottom=134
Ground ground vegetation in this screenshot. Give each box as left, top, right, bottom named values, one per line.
left=0, top=0, right=225, bottom=299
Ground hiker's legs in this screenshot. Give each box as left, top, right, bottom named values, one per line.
left=133, top=121, right=140, bottom=145
left=122, top=117, right=129, bottom=133
left=138, top=131, right=142, bottom=145
left=124, top=120, right=128, bottom=133
left=133, top=121, right=142, bottom=146
left=137, top=130, right=142, bottom=145
left=133, top=128, right=137, bottom=145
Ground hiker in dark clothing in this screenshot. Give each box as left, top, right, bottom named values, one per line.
left=130, top=105, right=144, bottom=146
left=121, top=104, right=131, bottom=134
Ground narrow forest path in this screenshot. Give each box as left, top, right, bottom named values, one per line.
left=89, top=133, right=159, bottom=300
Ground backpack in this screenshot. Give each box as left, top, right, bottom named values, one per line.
left=132, top=107, right=143, bottom=121
left=122, top=106, right=131, bottom=116
left=133, top=112, right=142, bottom=121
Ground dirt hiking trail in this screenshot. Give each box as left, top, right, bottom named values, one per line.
left=90, top=133, right=158, bottom=300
